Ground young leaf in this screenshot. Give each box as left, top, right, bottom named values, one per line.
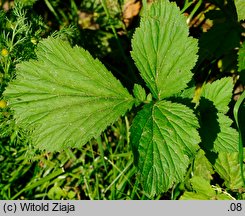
left=214, top=151, right=244, bottom=190
left=130, top=100, right=200, bottom=196
left=4, top=38, right=134, bottom=151
left=201, top=77, right=233, bottom=114
left=133, top=84, right=146, bottom=105
left=131, top=0, right=198, bottom=100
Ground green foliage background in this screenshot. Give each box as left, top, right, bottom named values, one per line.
left=0, top=0, right=244, bottom=199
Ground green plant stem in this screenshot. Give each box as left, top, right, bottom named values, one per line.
left=130, top=177, right=140, bottom=199
left=84, top=175, right=93, bottom=200
left=100, top=0, right=137, bottom=82
left=125, top=116, right=130, bottom=145
left=181, top=0, right=194, bottom=13
left=89, top=140, right=95, bottom=161
left=104, top=156, right=133, bottom=194
left=70, top=0, right=78, bottom=23
left=186, top=0, right=203, bottom=24
left=233, top=90, right=245, bottom=185
left=44, top=0, right=61, bottom=24
left=97, top=136, right=108, bottom=172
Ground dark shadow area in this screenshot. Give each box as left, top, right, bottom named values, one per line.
left=204, top=149, right=218, bottom=165
left=192, top=0, right=242, bottom=84
left=239, top=70, right=245, bottom=86
left=197, top=97, right=220, bottom=151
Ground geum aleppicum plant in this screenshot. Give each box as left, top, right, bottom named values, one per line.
left=3, top=0, right=242, bottom=197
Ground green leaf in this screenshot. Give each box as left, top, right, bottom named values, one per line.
left=202, top=77, right=233, bottom=114
left=214, top=151, right=244, bottom=190
left=179, top=86, right=196, bottom=100
left=180, top=176, right=233, bottom=200
left=131, top=0, right=198, bottom=100
left=234, top=0, right=245, bottom=21
left=130, top=100, right=200, bottom=196
left=180, top=177, right=215, bottom=200
left=4, top=38, right=134, bottom=151
left=193, top=149, right=214, bottom=181
left=48, top=185, right=66, bottom=199
left=199, top=101, right=239, bottom=153
left=146, top=93, right=152, bottom=102
left=213, top=113, right=239, bottom=152
left=198, top=78, right=239, bottom=152
left=238, top=42, right=245, bottom=72
left=133, top=84, right=146, bottom=105
left=238, top=41, right=245, bottom=85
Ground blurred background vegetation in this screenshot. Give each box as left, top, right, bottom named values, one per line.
left=0, top=0, right=244, bottom=199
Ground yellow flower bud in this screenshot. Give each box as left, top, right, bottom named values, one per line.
left=0, top=100, right=7, bottom=108
left=1, top=48, right=9, bottom=57
left=31, top=38, right=37, bottom=45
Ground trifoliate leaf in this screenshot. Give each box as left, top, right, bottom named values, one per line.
left=180, top=176, right=233, bottom=200
left=234, top=0, right=245, bottom=21
left=202, top=77, right=233, bottom=114
left=131, top=0, right=198, bottom=100
left=214, top=152, right=244, bottom=190
left=133, top=84, right=146, bottom=105
left=130, top=100, right=200, bottom=196
left=4, top=38, right=134, bottom=151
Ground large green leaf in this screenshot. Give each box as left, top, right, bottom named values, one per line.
left=4, top=38, right=134, bottom=151
left=234, top=0, right=245, bottom=21
left=130, top=100, right=200, bottom=196
left=131, top=0, right=198, bottom=100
